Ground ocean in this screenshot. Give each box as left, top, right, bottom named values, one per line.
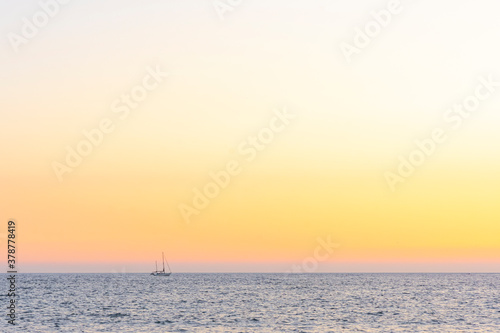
left=4, top=273, right=500, bottom=332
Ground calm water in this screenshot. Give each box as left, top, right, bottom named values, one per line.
left=3, top=273, right=500, bottom=332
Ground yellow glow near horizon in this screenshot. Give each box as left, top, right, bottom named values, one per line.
left=1, top=0, right=500, bottom=272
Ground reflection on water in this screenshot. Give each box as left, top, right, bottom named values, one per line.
left=7, top=273, right=500, bottom=332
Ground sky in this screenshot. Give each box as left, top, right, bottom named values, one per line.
left=1, top=0, right=500, bottom=272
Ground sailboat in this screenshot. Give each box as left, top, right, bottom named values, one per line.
left=151, top=252, right=172, bottom=276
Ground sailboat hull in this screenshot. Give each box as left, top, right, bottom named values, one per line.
left=150, top=272, right=171, bottom=276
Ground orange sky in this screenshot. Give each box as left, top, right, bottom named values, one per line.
left=1, top=0, right=500, bottom=272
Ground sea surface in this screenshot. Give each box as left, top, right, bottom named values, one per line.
left=3, top=273, right=500, bottom=332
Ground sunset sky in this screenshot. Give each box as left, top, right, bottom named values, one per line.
left=1, top=0, right=500, bottom=272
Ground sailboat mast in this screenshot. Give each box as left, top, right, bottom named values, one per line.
left=155, top=261, right=158, bottom=272
left=162, top=252, right=165, bottom=272
left=165, top=256, right=172, bottom=273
